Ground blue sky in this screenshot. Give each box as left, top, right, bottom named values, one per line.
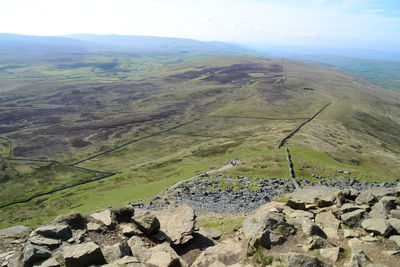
left=0, top=0, right=399, bottom=50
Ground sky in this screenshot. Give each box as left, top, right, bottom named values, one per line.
left=1, top=0, right=400, bottom=50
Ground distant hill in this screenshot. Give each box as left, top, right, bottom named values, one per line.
left=0, top=33, right=254, bottom=63
left=66, top=34, right=251, bottom=55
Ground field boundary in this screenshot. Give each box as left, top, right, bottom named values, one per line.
left=0, top=99, right=330, bottom=208
left=278, top=102, right=332, bottom=148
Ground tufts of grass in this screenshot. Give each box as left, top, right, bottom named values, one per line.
left=197, top=215, right=244, bottom=240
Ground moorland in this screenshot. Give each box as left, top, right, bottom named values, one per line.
left=0, top=34, right=399, bottom=229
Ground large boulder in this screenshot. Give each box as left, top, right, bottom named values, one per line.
left=156, top=204, right=198, bottom=245
left=388, top=218, right=400, bottom=233
left=27, top=237, right=61, bottom=249
left=344, top=248, right=367, bottom=267
left=301, top=218, right=327, bottom=239
left=147, top=243, right=182, bottom=267
left=340, top=203, right=370, bottom=214
left=279, top=252, right=332, bottom=267
left=355, top=191, right=378, bottom=206
left=31, top=225, right=72, bottom=241
left=366, top=188, right=395, bottom=198
left=63, top=242, right=106, bottom=267
left=320, top=247, right=341, bottom=262
left=307, top=236, right=333, bottom=251
left=315, top=211, right=341, bottom=239
left=198, top=227, right=222, bottom=240
left=90, top=210, right=113, bottom=227
left=243, top=211, right=295, bottom=255
left=119, top=223, right=142, bottom=236
left=369, top=197, right=399, bottom=218
left=286, top=187, right=337, bottom=210
left=127, top=236, right=151, bottom=263
left=132, top=210, right=160, bottom=235
left=361, top=218, right=396, bottom=237
left=111, top=205, right=135, bottom=223
left=103, top=241, right=131, bottom=262
left=21, top=243, right=51, bottom=267
left=52, top=212, right=87, bottom=230
left=191, top=242, right=242, bottom=267
left=284, top=209, right=315, bottom=225
left=341, top=209, right=366, bottom=227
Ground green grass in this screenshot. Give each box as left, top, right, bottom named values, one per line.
left=197, top=215, right=245, bottom=240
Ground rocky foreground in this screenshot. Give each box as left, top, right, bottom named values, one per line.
left=2, top=186, right=400, bottom=266
left=144, top=174, right=396, bottom=213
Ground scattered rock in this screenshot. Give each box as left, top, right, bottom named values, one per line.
left=90, top=210, right=113, bottom=227
left=156, top=204, right=198, bottom=245
left=361, top=218, right=396, bottom=237
left=103, top=256, right=143, bottom=267
left=32, top=225, right=72, bottom=241
left=289, top=186, right=337, bottom=209
left=127, top=236, right=151, bottom=263
left=22, top=242, right=51, bottom=267
left=53, top=211, right=87, bottom=230
left=147, top=243, right=182, bottom=267
left=361, top=236, right=379, bottom=242
left=344, top=248, right=367, bottom=267
left=63, top=242, right=106, bottom=267
left=285, top=209, right=314, bottom=225
left=103, top=241, right=131, bottom=262
left=86, top=222, right=102, bottom=232
left=340, top=203, right=369, bottom=213
left=301, top=218, right=327, bottom=239
left=348, top=238, right=364, bottom=249
left=32, top=258, right=60, bottom=267
left=191, top=242, right=242, bottom=267
left=369, top=197, right=398, bottom=218
left=343, top=229, right=361, bottom=238
left=119, top=223, right=142, bottom=236
left=388, top=218, right=400, bottom=233
left=132, top=210, right=160, bottom=235
left=355, top=191, right=378, bottom=206
left=390, top=210, right=400, bottom=219
left=111, top=205, right=135, bottom=223
left=366, top=188, right=395, bottom=198
left=286, top=199, right=306, bottom=210
left=341, top=209, right=366, bottom=227
left=28, top=237, right=61, bottom=249
left=315, top=211, right=341, bottom=239
left=307, top=236, right=333, bottom=250
left=243, top=211, right=294, bottom=254
left=279, top=252, right=332, bottom=267
left=389, top=235, right=400, bottom=247
left=198, top=227, right=222, bottom=240
left=320, top=247, right=341, bottom=262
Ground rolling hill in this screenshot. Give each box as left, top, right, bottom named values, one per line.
left=0, top=36, right=399, bottom=228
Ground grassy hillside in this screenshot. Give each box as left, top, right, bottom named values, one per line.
left=0, top=53, right=399, bottom=228
left=300, top=56, right=400, bottom=93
